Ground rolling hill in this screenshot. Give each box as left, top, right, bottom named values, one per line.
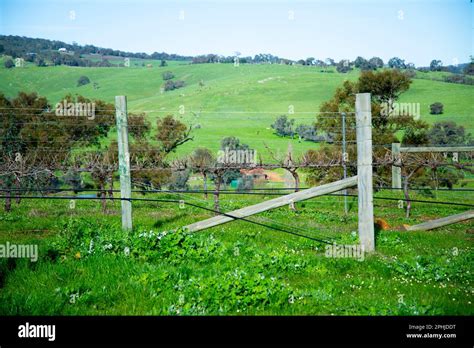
left=0, top=59, right=472, bottom=158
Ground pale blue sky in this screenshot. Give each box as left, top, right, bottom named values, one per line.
left=0, top=0, right=472, bottom=66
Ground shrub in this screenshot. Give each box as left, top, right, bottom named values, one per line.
left=429, top=102, right=443, bottom=115
left=77, top=75, right=91, bottom=87
left=271, top=115, right=295, bottom=137
left=443, top=74, right=474, bottom=85
left=162, top=71, right=174, bottom=80
left=4, top=58, right=14, bottom=68
left=237, top=175, right=254, bottom=191
left=163, top=80, right=185, bottom=91
left=168, top=170, right=190, bottom=190
left=296, top=124, right=319, bottom=142
left=336, top=60, right=352, bottom=73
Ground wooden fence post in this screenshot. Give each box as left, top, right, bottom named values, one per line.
left=356, top=93, right=375, bottom=252
left=115, top=96, right=133, bottom=231
left=392, top=143, right=402, bottom=189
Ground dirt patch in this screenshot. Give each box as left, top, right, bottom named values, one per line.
left=257, top=76, right=281, bottom=84
left=265, top=171, right=284, bottom=182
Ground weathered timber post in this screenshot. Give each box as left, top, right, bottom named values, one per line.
left=356, top=93, right=375, bottom=252
left=115, top=96, right=133, bottom=231
left=392, top=143, right=402, bottom=189
left=342, top=112, right=348, bottom=215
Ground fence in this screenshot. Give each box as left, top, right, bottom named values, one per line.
left=2, top=94, right=474, bottom=252
left=391, top=143, right=474, bottom=189
left=110, top=93, right=375, bottom=251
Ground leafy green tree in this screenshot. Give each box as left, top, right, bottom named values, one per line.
left=190, top=148, right=214, bottom=198
left=430, top=59, right=443, bottom=71
left=358, top=69, right=411, bottom=103
left=336, top=59, right=352, bottom=73
left=310, top=69, right=425, bottom=186
left=388, top=57, right=406, bottom=69
left=128, top=113, right=151, bottom=139
left=463, top=57, right=474, bottom=75
left=77, top=75, right=90, bottom=86
left=429, top=102, right=443, bottom=115
left=353, top=56, right=366, bottom=68
left=369, top=57, right=384, bottom=69
left=271, top=115, right=295, bottom=137
left=156, top=115, right=193, bottom=153
left=427, top=121, right=472, bottom=146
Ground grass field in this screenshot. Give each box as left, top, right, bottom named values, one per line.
left=1, top=59, right=473, bottom=158
left=0, top=189, right=472, bottom=315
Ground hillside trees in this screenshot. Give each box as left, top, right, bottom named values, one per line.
left=271, top=115, right=295, bottom=137
left=369, top=57, right=384, bottom=69
left=336, top=60, right=352, bottom=73
left=388, top=57, right=406, bottom=69
left=0, top=92, right=115, bottom=212
left=430, top=59, right=443, bottom=71
left=308, top=69, right=427, bottom=187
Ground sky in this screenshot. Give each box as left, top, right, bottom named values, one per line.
left=0, top=0, right=472, bottom=66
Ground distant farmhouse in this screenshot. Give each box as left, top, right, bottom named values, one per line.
left=58, top=48, right=74, bottom=56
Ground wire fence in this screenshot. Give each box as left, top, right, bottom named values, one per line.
left=1, top=104, right=473, bottom=243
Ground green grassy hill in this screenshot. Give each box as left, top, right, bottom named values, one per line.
left=0, top=60, right=472, bottom=158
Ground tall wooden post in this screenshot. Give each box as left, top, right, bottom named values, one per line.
left=115, top=96, right=132, bottom=231
left=356, top=93, right=374, bottom=252
left=342, top=112, right=348, bottom=215
left=392, top=143, right=402, bottom=189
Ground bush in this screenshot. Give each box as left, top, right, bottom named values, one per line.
left=336, top=60, right=353, bottom=73
left=168, top=170, right=190, bottom=190
left=237, top=175, right=254, bottom=191
left=163, top=80, right=185, bottom=91
left=271, top=115, right=295, bottom=137
left=429, top=102, right=443, bottom=115
left=162, top=71, right=174, bottom=80
left=77, top=75, right=91, bottom=87
left=4, top=58, right=14, bottom=68
left=443, top=74, right=474, bottom=85
left=35, top=57, right=47, bottom=67
left=296, top=124, right=319, bottom=142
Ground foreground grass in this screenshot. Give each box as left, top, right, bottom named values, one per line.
left=0, top=189, right=472, bottom=315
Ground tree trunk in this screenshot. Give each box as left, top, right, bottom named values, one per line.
left=100, top=183, right=107, bottom=213
left=203, top=172, right=208, bottom=199
left=291, top=169, right=300, bottom=192
left=403, top=176, right=411, bottom=218
left=108, top=173, right=114, bottom=201
left=15, top=178, right=21, bottom=205
left=5, top=190, right=11, bottom=212
left=214, top=177, right=221, bottom=213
